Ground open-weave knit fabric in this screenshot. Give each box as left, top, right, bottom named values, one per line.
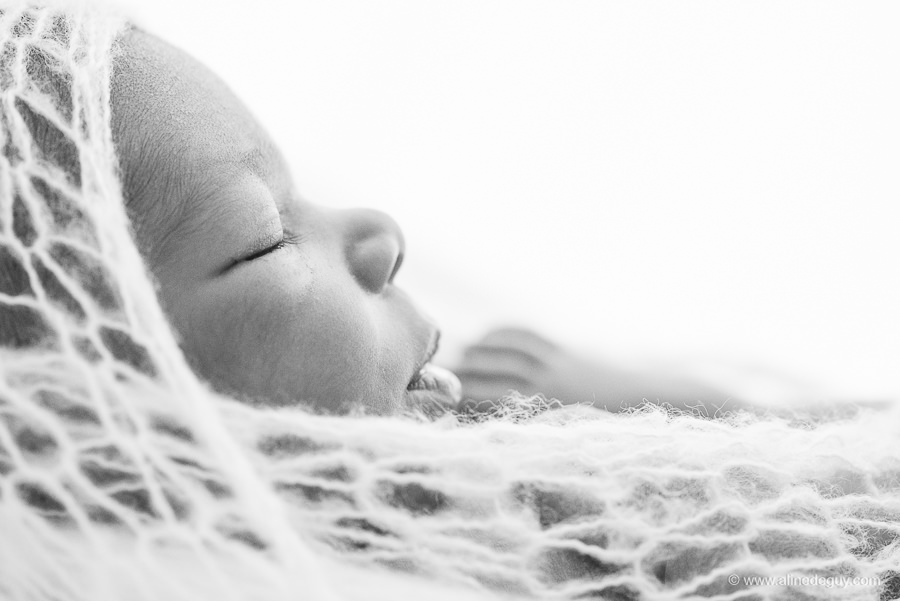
left=1, top=3, right=899, bottom=600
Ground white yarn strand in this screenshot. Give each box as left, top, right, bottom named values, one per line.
left=1, top=3, right=899, bottom=601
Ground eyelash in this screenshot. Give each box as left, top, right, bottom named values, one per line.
left=243, top=230, right=304, bottom=262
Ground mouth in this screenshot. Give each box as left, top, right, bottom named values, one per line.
left=406, top=330, right=462, bottom=407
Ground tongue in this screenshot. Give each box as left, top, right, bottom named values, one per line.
left=419, top=363, right=462, bottom=403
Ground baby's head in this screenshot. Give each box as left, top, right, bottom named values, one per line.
left=110, top=29, right=460, bottom=413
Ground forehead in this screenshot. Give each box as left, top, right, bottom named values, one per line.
left=112, top=29, right=288, bottom=273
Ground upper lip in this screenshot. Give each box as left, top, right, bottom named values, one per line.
left=408, top=329, right=441, bottom=386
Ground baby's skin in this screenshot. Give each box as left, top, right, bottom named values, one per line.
left=111, top=29, right=460, bottom=413
left=454, top=327, right=744, bottom=414
left=109, top=30, right=747, bottom=417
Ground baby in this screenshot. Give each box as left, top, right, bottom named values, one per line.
left=111, top=28, right=744, bottom=416
left=110, top=28, right=461, bottom=414
left=2, top=18, right=739, bottom=417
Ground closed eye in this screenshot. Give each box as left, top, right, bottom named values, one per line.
left=221, top=230, right=305, bottom=274
left=244, top=241, right=283, bottom=262
left=248, top=230, right=305, bottom=261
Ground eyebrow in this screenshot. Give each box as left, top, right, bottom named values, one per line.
left=237, top=147, right=268, bottom=178
left=181, top=141, right=276, bottom=213
left=235, top=140, right=280, bottom=182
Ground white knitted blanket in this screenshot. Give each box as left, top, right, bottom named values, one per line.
left=0, top=4, right=898, bottom=600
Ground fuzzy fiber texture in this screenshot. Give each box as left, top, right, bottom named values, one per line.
left=1, top=3, right=899, bottom=600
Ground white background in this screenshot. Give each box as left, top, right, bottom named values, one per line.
left=113, top=0, right=900, bottom=405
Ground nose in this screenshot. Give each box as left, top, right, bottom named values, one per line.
left=341, top=208, right=405, bottom=293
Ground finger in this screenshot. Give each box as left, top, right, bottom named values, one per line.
left=460, top=383, right=524, bottom=402
left=478, top=327, right=560, bottom=355
left=455, top=368, right=533, bottom=390
left=459, top=345, right=544, bottom=374
left=455, top=370, right=534, bottom=401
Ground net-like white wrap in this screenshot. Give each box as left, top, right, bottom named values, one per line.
left=1, top=3, right=899, bottom=600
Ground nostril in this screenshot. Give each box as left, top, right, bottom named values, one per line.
left=340, top=208, right=405, bottom=293
left=388, top=249, right=404, bottom=284
left=348, top=234, right=402, bottom=293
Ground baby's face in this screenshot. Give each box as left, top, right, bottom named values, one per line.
left=111, top=30, right=459, bottom=413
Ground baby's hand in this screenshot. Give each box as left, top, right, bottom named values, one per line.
left=454, top=327, right=745, bottom=415
left=454, top=327, right=591, bottom=407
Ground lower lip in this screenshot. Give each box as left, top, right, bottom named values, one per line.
left=406, top=363, right=462, bottom=411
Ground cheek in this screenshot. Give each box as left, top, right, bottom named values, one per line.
left=168, top=253, right=392, bottom=409
left=271, top=285, right=381, bottom=407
